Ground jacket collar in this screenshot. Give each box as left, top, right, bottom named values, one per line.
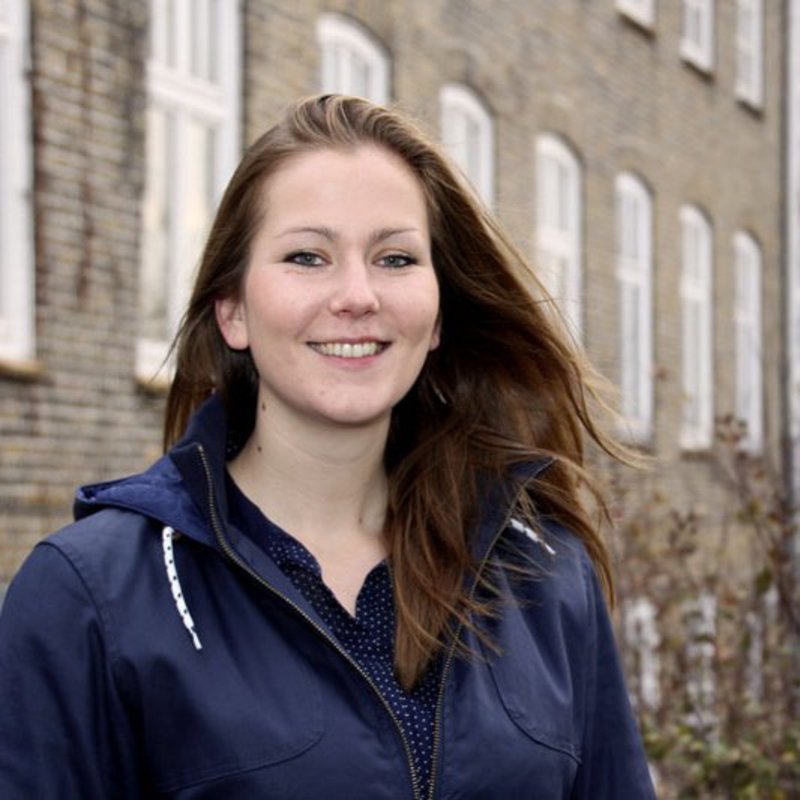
left=470, top=457, right=554, bottom=563
left=74, top=392, right=554, bottom=563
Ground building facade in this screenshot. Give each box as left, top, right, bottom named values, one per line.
left=0, top=0, right=795, bottom=600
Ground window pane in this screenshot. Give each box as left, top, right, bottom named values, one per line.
left=191, top=0, right=217, bottom=81
left=166, top=0, right=179, bottom=69
left=140, top=108, right=172, bottom=342
left=617, top=177, right=652, bottom=437
left=538, top=250, right=560, bottom=301
left=621, top=283, right=640, bottom=417
left=325, top=42, right=343, bottom=90
left=556, top=161, right=571, bottom=232
left=734, top=236, right=762, bottom=450
left=184, top=119, right=215, bottom=280
left=465, top=116, right=482, bottom=182
left=0, top=41, right=7, bottom=280
left=353, top=52, right=373, bottom=98
left=686, top=7, right=701, bottom=46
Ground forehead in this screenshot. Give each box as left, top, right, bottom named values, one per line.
left=257, top=145, right=429, bottom=230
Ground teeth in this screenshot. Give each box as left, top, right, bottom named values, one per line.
left=311, top=341, right=382, bottom=358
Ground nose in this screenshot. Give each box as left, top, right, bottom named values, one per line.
left=329, top=259, right=380, bottom=316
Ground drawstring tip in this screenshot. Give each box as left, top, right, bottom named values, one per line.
left=509, top=518, right=557, bottom=556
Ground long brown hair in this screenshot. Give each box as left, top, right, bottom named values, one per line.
left=165, top=94, right=624, bottom=689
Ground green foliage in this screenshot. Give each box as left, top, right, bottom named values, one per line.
left=607, top=416, right=800, bottom=799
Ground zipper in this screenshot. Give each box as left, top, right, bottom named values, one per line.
left=425, top=485, right=532, bottom=800
left=196, top=445, right=422, bottom=800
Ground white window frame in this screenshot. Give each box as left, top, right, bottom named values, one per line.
left=684, top=593, right=717, bottom=732
left=138, top=0, right=241, bottom=382
left=680, top=205, right=714, bottom=451
left=735, top=0, right=764, bottom=108
left=0, top=0, right=35, bottom=365
left=681, top=0, right=715, bottom=73
left=624, top=596, right=661, bottom=710
left=535, top=134, right=583, bottom=342
left=733, top=232, right=763, bottom=453
left=439, top=84, right=495, bottom=208
left=316, top=14, right=389, bottom=105
left=745, top=586, right=778, bottom=705
left=616, top=173, right=654, bottom=443
left=616, top=0, right=656, bottom=29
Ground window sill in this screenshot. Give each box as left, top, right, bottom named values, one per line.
left=617, top=8, right=656, bottom=35
left=0, top=357, right=43, bottom=381
left=680, top=46, right=715, bottom=79
left=735, top=92, right=764, bottom=117
left=136, top=371, right=171, bottom=395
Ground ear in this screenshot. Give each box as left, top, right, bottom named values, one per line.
left=215, top=296, right=249, bottom=350
left=429, top=316, right=441, bottom=351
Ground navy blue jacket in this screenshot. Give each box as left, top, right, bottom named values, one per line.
left=0, top=396, right=656, bottom=798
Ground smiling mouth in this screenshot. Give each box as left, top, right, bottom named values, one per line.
left=307, top=341, right=388, bottom=359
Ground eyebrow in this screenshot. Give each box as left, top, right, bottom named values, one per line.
left=276, top=226, right=421, bottom=247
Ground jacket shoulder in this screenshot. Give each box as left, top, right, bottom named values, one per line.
left=45, top=507, right=158, bottom=569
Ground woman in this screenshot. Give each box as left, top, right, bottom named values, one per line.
left=0, top=95, right=656, bottom=798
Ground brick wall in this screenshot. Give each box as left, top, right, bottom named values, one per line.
left=0, top=0, right=163, bottom=580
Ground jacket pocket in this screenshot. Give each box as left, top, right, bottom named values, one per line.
left=139, top=640, right=325, bottom=794
left=483, top=605, right=583, bottom=764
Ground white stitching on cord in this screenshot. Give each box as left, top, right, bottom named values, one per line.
left=162, top=526, right=203, bottom=651
left=509, top=517, right=556, bottom=556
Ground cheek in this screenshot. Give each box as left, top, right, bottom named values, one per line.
left=244, top=278, right=312, bottom=335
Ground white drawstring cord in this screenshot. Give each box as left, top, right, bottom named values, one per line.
left=160, top=516, right=546, bottom=652
left=509, top=518, right=557, bottom=556
left=162, top=526, right=203, bottom=651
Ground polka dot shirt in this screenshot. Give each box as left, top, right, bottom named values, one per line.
left=227, top=474, right=442, bottom=799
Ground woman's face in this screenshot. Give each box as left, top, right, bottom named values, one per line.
left=216, top=145, right=440, bottom=433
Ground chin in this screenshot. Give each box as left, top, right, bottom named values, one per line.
left=314, top=404, right=394, bottom=429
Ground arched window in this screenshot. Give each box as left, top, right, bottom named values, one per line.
left=680, top=205, right=714, bottom=450
left=138, top=0, right=241, bottom=382
left=616, top=173, right=654, bottom=442
left=439, top=84, right=494, bottom=207
left=535, top=135, right=582, bottom=341
left=316, top=14, right=390, bottom=104
left=0, top=0, right=34, bottom=365
left=733, top=231, right=763, bottom=453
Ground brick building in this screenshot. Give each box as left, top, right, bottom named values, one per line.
left=1, top=0, right=797, bottom=608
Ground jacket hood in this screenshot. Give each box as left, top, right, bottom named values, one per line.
left=74, top=394, right=234, bottom=547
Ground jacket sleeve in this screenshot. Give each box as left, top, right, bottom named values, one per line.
left=571, top=555, right=658, bottom=799
left=0, top=542, right=142, bottom=800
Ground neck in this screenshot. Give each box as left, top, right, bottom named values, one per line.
left=228, top=403, right=390, bottom=545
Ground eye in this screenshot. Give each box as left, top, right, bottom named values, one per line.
left=377, top=253, right=417, bottom=269
left=285, top=251, right=325, bottom=267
